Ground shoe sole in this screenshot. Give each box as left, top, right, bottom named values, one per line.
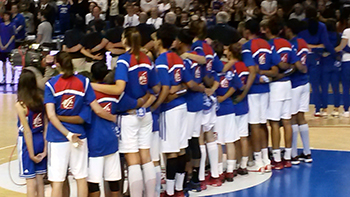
left=304, top=159, right=313, bottom=163
left=291, top=161, right=300, bottom=165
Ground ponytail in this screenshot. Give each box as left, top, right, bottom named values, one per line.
left=56, top=51, right=74, bottom=78
left=124, top=27, right=141, bottom=62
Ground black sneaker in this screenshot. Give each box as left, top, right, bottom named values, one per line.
left=298, top=153, right=313, bottom=163
left=291, top=156, right=300, bottom=165
left=237, top=167, right=248, bottom=175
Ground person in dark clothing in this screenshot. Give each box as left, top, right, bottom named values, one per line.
left=57, top=0, right=71, bottom=34
left=39, top=0, right=56, bottom=26
left=106, top=15, right=125, bottom=69
left=207, top=11, right=241, bottom=46
left=137, top=12, right=156, bottom=48
left=70, top=0, right=90, bottom=24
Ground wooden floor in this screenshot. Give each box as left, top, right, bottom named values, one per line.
left=0, top=94, right=349, bottom=196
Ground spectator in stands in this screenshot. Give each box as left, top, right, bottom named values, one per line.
left=20, top=4, right=35, bottom=35
left=141, top=0, right=157, bottom=13
left=39, top=0, right=56, bottom=26
left=146, top=7, right=163, bottom=29
left=87, top=5, right=106, bottom=32
left=93, top=0, right=108, bottom=13
left=211, top=0, right=224, bottom=14
left=277, top=7, right=284, bottom=19
left=70, top=0, right=90, bottom=24
left=177, top=11, right=189, bottom=27
left=244, top=0, right=260, bottom=21
left=175, top=0, right=190, bottom=12
left=0, top=11, right=15, bottom=85
left=86, top=2, right=105, bottom=25
left=62, top=17, right=86, bottom=72
left=207, top=11, right=241, bottom=46
left=261, top=0, right=277, bottom=19
left=11, top=4, right=25, bottom=42
left=164, top=11, right=176, bottom=25
left=80, top=19, right=108, bottom=72
left=225, top=0, right=244, bottom=28
left=36, top=10, right=52, bottom=45
left=289, top=3, right=305, bottom=21
left=206, top=7, right=216, bottom=27
left=109, top=0, right=119, bottom=26
left=123, top=3, right=139, bottom=27
left=303, top=0, right=316, bottom=9
left=318, top=0, right=336, bottom=22
left=137, top=12, right=156, bottom=52
left=158, top=0, right=170, bottom=16
left=57, top=0, right=71, bottom=34
left=105, top=14, right=125, bottom=69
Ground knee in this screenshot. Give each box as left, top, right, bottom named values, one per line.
left=108, top=181, right=120, bottom=192
left=88, top=182, right=100, bottom=193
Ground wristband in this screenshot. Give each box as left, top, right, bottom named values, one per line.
left=66, top=132, right=74, bottom=142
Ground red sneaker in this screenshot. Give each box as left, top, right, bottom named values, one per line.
left=200, top=181, right=207, bottom=190
left=272, top=160, right=284, bottom=170
left=283, top=160, right=292, bottom=168
left=219, top=173, right=226, bottom=183
left=174, top=191, right=184, bottom=197
left=208, top=177, right=222, bottom=187
left=233, top=170, right=238, bottom=177
left=225, top=172, right=234, bottom=182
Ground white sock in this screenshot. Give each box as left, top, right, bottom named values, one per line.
left=292, top=124, right=299, bottom=157
left=261, top=148, right=270, bottom=164
left=142, top=162, right=156, bottom=197
left=128, top=165, right=144, bottom=197
left=199, top=145, right=207, bottom=181
left=227, top=160, right=236, bottom=173
left=155, top=165, right=161, bottom=197
left=240, top=156, right=248, bottom=169
left=299, top=124, right=311, bottom=155
left=218, top=162, right=223, bottom=175
left=284, top=148, right=292, bottom=160
left=272, top=149, right=281, bottom=162
left=254, top=151, right=263, bottom=164
left=207, top=141, right=219, bottom=178
left=175, top=173, right=185, bottom=191
left=166, top=179, right=175, bottom=195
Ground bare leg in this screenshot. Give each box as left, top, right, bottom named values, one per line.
left=51, top=182, right=64, bottom=197
left=76, top=178, right=88, bottom=197
left=36, top=174, right=45, bottom=197
left=26, top=178, right=37, bottom=197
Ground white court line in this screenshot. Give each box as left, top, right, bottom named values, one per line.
left=0, top=145, right=16, bottom=151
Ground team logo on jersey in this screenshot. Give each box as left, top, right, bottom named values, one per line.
left=195, top=66, right=201, bottom=78
left=220, top=77, right=229, bottom=88
left=301, top=54, right=307, bottom=65
left=206, top=60, right=213, bottom=71
left=61, top=95, right=75, bottom=109
left=174, top=68, right=182, bottom=82
left=259, top=53, right=266, bottom=65
left=32, top=113, right=43, bottom=128
left=281, top=53, right=289, bottom=63
left=102, top=102, right=112, bottom=113
left=225, top=71, right=233, bottom=80
left=138, top=71, right=148, bottom=85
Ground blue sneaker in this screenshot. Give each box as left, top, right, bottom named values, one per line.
left=186, top=181, right=202, bottom=192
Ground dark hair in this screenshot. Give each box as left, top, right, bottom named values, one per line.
left=268, top=16, right=283, bottom=36
left=177, top=29, right=194, bottom=45
left=245, top=19, right=260, bottom=35
left=112, top=14, right=125, bottom=27
left=124, top=27, right=141, bottom=61
left=104, top=70, right=115, bottom=84
left=228, top=43, right=242, bottom=61
left=18, top=69, right=43, bottom=112
left=94, top=19, right=105, bottom=32
left=39, top=10, right=49, bottom=20
left=91, top=61, right=109, bottom=81
left=211, top=40, right=224, bottom=59
left=326, top=19, right=337, bottom=32
left=305, top=6, right=318, bottom=35
left=73, top=16, right=85, bottom=32
left=3, top=11, right=12, bottom=21
left=56, top=51, right=74, bottom=78
left=189, top=19, right=207, bottom=40
left=286, top=19, right=301, bottom=35
left=157, top=23, right=177, bottom=49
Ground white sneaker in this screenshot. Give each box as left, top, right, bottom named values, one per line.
left=321, top=111, right=328, bottom=117
left=0, top=79, right=5, bottom=85
left=248, top=161, right=265, bottom=174
left=342, top=112, right=350, bottom=118
left=314, top=112, right=321, bottom=117
left=263, top=160, right=272, bottom=173
left=331, top=111, right=340, bottom=117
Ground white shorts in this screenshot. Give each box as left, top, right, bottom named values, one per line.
left=72, top=58, right=87, bottom=73
left=186, top=111, right=202, bottom=138
left=291, top=83, right=310, bottom=115
left=247, top=93, right=269, bottom=124
left=269, top=81, right=292, bottom=101
left=119, top=112, right=153, bottom=153
left=160, top=104, right=188, bottom=153
left=267, top=99, right=292, bottom=121
left=48, top=139, right=88, bottom=182
left=87, top=152, right=122, bottom=183
left=214, top=114, right=239, bottom=145
left=235, top=114, right=249, bottom=137
left=202, top=105, right=217, bottom=132
left=150, top=131, right=160, bottom=162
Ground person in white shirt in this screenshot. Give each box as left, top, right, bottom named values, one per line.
left=124, top=4, right=140, bottom=28
left=140, top=0, right=157, bottom=13
left=289, top=3, right=305, bottom=21
left=85, top=2, right=105, bottom=25
left=261, top=0, right=277, bottom=19
left=174, top=0, right=190, bottom=12
left=146, top=7, right=163, bottom=29
left=91, top=0, right=108, bottom=13
left=158, top=0, right=171, bottom=16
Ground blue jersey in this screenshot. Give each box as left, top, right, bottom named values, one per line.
left=86, top=90, right=120, bottom=157
left=269, top=37, right=299, bottom=81
left=114, top=51, right=158, bottom=113
left=17, top=108, right=44, bottom=137
left=58, top=4, right=71, bottom=21
left=242, top=38, right=281, bottom=94
left=192, top=40, right=223, bottom=76
left=290, top=37, right=309, bottom=88
left=156, top=51, right=191, bottom=112
left=183, top=51, right=203, bottom=112
left=12, top=14, right=26, bottom=40
left=233, top=61, right=249, bottom=116
left=216, top=67, right=243, bottom=116
left=44, top=74, right=96, bottom=142
left=0, top=22, right=16, bottom=52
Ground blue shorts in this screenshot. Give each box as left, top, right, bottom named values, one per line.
left=152, top=112, right=159, bottom=132
left=18, top=134, right=47, bottom=179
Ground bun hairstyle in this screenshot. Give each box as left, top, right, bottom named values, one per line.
left=56, top=51, right=74, bottom=78
left=18, top=69, right=43, bottom=112
left=124, top=27, right=141, bottom=62
left=189, top=19, right=207, bottom=40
